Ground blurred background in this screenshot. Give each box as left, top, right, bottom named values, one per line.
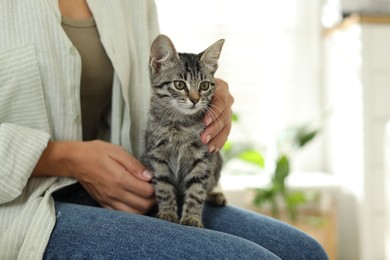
left=154, top=1, right=390, bottom=259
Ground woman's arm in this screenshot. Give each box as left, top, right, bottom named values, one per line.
left=32, top=140, right=156, bottom=214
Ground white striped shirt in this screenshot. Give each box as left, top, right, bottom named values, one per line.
left=0, top=0, right=159, bottom=258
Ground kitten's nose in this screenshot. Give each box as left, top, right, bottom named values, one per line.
left=190, top=97, right=199, bottom=105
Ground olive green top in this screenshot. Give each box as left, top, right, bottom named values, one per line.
left=62, top=16, right=114, bottom=141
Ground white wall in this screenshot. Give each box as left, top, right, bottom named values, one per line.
left=323, top=24, right=364, bottom=260
left=324, top=19, right=390, bottom=260
left=386, top=121, right=390, bottom=260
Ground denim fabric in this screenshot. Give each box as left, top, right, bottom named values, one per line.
left=45, top=184, right=328, bottom=260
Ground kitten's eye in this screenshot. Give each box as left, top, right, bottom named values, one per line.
left=174, top=81, right=186, bottom=90
left=199, top=82, right=210, bottom=91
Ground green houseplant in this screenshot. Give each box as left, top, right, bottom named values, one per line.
left=222, top=115, right=323, bottom=222
left=252, top=123, right=321, bottom=221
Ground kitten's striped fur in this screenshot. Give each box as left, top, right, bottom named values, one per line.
left=143, top=34, right=226, bottom=227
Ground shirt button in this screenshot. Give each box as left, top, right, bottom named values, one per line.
left=74, top=114, right=81, bottom=122
left=69, top=46, right=77, bottom=55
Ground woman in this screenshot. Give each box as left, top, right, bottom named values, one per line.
left=0, top=0, right=328, bottom=259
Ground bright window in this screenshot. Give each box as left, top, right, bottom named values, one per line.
left=155, top=0, right=325, bottom=172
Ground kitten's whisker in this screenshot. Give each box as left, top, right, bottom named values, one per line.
left=208, top=104, right=230, bottom=124
left=208, top=103, right=223, bottom=114
left=206, top=105, right=229, bottom=133
left=160, top=106, right=177, bottom=121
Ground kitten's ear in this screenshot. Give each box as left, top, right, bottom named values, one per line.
left=199, top=39, right=225, bottom=75
left=150, top=34, right=180, bottom=73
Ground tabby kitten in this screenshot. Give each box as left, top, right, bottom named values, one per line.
left=143, top=34, right=227, bottom=228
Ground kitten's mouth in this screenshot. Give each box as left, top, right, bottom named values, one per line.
left=183, top=102, right=198, bottom=110
left=187, top=107, right=199, bottom=113
left=177, top=105, right=202, bottom=115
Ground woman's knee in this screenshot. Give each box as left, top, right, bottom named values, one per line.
left=202, top=205, right=328, bottom=259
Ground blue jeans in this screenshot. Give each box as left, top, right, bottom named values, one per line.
left=44, top=184, right=328, bottom=259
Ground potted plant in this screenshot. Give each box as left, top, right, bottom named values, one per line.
left=222, top=115, right=324, bottom=222
left=252, top=123, right=321, bottom=221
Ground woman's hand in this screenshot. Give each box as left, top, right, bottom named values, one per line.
left=201, top=78, right=234, bottom=152
left=33, top=140, right=156, bottom=214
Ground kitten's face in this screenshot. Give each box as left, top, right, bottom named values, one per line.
left=168, top=79, right=214, bottom=115
left=149, top=35, right=224, bottom=115
left=157, top=53, right=216, bottom=115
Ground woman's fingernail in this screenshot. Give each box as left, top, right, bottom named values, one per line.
left=205, top=117, right=212, bottom=126
left=209, top=145, right=216, bottom=153
left=142, top=170, right=153, bottom=180
left=206, top=135, right=211, bottom=144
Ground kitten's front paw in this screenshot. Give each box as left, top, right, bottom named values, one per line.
left=180, top=216, right=204, bottom=228
left=157, top=212, right=179, bottom=224
left=207, top=192, right=227, bottom=207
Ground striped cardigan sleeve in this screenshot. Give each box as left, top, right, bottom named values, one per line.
left=0, top=124, right=50, bottom=203
left=0, top=45, right=51, bottom=204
